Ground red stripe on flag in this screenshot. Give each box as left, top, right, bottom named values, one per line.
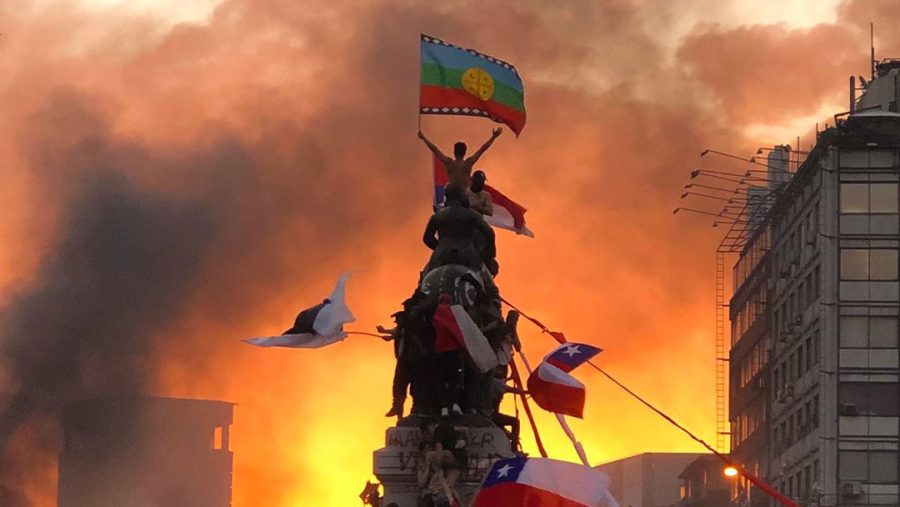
left=433, top=300, right=465, bottom=352
left=473, top=482, right=590, bottom=507
left=433, top=154, right=449, bottom=186
left=484, top=183, right=527, bottom=229
left=421, top=85, right=526, bottom=135
left=527, top=368, right=585, bottom=418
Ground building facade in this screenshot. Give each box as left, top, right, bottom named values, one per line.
left=728, top=64, right=900, bottom=507
left=596, top=453, right=707, bottom=507
left=57, top=397, right=234, bottom=507
left=679, top=455, right=732, bottom=507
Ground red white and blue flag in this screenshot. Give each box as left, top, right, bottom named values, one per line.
left=473, top=456, right=613, bottom=507
left=545, top=343, right=602, bottom=372
left=527, top=342, right=601, bottom=418
left=527, top=362, right=586, bottom=418
left=433, top=155, right=533, bottom=237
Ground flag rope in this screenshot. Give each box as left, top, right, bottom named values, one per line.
left=499, top=297, right=798, bottom=507
left=345, top=331, right=391, bottom=339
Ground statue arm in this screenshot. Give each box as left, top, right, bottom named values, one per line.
left=423, top=216, right=439, bottom=250
left=476, top=217, right=496, bottom=258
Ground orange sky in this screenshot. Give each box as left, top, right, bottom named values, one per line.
left=1, top=1, right=899, bottom=505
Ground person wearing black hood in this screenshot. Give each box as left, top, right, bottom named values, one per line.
left=467, top=170, right=493, bottom=217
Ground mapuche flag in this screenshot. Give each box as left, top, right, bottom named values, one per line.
left=420, top=34, right=526, bottom=136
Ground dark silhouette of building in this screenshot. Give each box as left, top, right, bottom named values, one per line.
left=596, top=452, right=707, bottom=507
left=57, top=397, right=234, bottom=507
left=677, top=455, right=731, bottom=507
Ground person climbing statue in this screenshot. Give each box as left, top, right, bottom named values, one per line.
left=379, top=292, right=430, bottom=418
left=468, top=170, right=493, bottom=216
left=422, top=184, right=496, bottom=274
left=418, top=127, right=502, bottom=191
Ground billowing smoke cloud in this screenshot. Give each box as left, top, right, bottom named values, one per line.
left=2, top=0, right=900, bottom=506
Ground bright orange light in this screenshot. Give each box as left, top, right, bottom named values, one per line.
left=724, top=466, right=739, bottom=478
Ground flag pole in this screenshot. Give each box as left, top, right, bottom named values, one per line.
left=417, top=34, right=423, bottom=132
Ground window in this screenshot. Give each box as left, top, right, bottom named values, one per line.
left=840, top=451, right=868, bottom=480
left=814, top=265, right=820, bottom=296
left=812, top=394, right=820, bottom=427
left=840, top=451, right=899, bottom=483
left=799, top=342, right=807, bottom=374
left=841, top=249, right=899, bottom=280
left=840, top=316, right=898, bottom=348
left=839, top=382, right=900, bottom=416
left=841, top=316, right=868, bottom=347
left=803, top=465, right=811, bottom=497
left=841, top=183, right=899, bottom=213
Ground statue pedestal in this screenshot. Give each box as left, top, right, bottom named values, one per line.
left=373, top=420, right=515, bottom=507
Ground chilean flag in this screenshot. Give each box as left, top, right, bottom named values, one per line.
left=545, top=343, right=602, bottom=373
left=433, top=295, right=500, bottom=373
left=433, top=155, right=534, bottom=237
left=473, top=456, right=613, bottom=507
left=527, top=362, right=586, bottom=418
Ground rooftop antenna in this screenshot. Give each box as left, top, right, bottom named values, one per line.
left=871, top=22, right=876, bottom=80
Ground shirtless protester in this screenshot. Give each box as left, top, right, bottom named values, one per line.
left=417, top=127, right=502, bottom=191
left=468, top=170, right=493, bottom=216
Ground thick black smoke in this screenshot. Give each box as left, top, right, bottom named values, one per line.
left=0, top=173, right=218, bottom=505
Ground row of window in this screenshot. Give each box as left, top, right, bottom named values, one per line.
left=841, top=183, right=899, bottom=214
left=732, top=399, right=766, bottom=447
left=772, top=265, right=820, bottom=341
left=840, top=315, right=899, bottom=348
left=773, top=394, right=820, bottom=450
left=840, top=249, right=899, bottom=281
left=772, top=202, right=819, bottom=281
left=839, top=382, right=900, bottom=416
left=773, top=331, right=820, bottom=391
left=738, top=339, right=768, bottom=388
left=840, top=451, right=899, bottom=483
left=780, top=459, right=820, bottom=501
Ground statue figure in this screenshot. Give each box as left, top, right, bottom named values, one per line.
left=422, top=184, right=496, bottom=275
left=418, top=128, right=502, bottom=191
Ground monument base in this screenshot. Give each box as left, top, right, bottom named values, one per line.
left=373, top=421, right=516, bottom=507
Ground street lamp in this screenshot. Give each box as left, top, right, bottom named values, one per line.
left=724, top=466, right=739, bottom=478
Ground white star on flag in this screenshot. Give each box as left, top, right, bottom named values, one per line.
left=496, top=463, right=514, bottom=478
left=563, top=345, right=581, bottom=357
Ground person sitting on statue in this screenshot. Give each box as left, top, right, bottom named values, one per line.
left=468, top=170, right=494, bottom=216
left=422, top=184, right=496, bottom=275
left=418, top=128, right=502, bottom=191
